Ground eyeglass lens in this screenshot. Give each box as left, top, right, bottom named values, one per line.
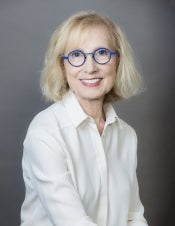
left=67, top=48, right=114, bottom=67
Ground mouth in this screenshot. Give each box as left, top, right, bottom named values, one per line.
left=80, top=78, right=103, bottom=87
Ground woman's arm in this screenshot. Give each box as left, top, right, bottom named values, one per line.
left=127, top=168, right=149, bottom=226
left=23, top=127, right=97, bottom=226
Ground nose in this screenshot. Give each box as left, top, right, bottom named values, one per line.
left=83, top=54, right=97, bottom=74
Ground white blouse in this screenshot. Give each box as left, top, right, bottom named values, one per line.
left=20, top=90, right=148, bottom=226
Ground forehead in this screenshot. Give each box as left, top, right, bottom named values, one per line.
left=65, top=25, right=113, bottom=52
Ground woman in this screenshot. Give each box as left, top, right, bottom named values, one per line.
left=20, top=11, right=148, bottom=226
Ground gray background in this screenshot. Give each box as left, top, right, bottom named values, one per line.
left=0, top=0, right=174, bottom=225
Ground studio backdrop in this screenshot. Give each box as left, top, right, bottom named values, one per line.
left=0, top=0, right=174, bottom=225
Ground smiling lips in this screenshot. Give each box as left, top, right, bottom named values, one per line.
left=80, top=78, right=102, bottom=87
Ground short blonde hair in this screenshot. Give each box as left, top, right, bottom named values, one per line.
left=41, top=11, right=143, bottom=102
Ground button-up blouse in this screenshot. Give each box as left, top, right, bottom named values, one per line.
left=20, top=90, right=148, bottom=226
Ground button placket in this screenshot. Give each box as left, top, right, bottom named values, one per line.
left=91, top=124, right=108, bottom=226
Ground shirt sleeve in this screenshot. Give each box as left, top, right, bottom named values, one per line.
left=23, top=127, right=97, bottom=226
left=127, top=166, right=149, bottom=226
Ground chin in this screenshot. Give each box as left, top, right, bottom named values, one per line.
left=81, top=93, right=105, bottom=101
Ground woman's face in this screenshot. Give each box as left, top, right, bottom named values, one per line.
left=63, top=25, right=117, bottom=104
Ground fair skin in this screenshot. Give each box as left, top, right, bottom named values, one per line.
left=63, top=26, right=117, bottom=134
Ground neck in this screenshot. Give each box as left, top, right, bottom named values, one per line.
left=77, top=97, right=106, bottom=135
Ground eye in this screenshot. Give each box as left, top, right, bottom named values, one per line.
left=97, top=48, right=109, bottom=56
left=70, top=50, right=82, bottom=58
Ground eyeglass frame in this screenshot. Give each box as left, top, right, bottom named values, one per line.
left=62, top=47, right=117, bottom=67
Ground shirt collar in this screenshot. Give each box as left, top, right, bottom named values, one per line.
left=62, top=90, right=88, bottom=127
left=103, top=103, right=121, bottom=127
left=62, top=89, right=121, bottom=128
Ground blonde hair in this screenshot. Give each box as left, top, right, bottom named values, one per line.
left=41, top=11, right=143, bottom=102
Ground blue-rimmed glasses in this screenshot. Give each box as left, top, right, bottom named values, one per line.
left=62, top=47, right=117, bottom=67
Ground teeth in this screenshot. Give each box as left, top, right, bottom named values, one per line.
left=81, top=78, right=102, bottom=84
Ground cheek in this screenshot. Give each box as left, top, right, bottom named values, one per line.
left=109, top=73, right=117, bottom=87
left=107, top=65, right=117, bottom=80
left=104, top=67, right=117, bottom=88
left=63, top=62, right=71, bottom=76
left=64, top=62, right=80, bottom=78
left=107, top=57, right=118, bottom=73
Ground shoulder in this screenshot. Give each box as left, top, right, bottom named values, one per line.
left=23, top=101, right=68, bottom=153
left=118, top=118, right=138, bottom=143
left=27, top=100, right=68, bottom=135
left=119, top=118, right=136, bottom=133
left=106, top=103, right=137, bottom=142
